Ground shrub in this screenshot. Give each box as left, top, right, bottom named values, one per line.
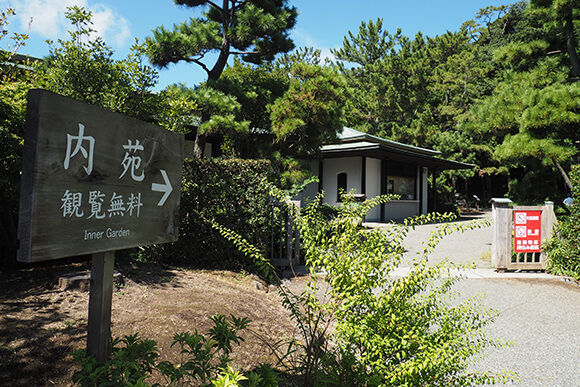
left=132, top=158, right=273, bottom=275
left=275, top=193, right=514, bottom=386
left=546, top=165, right=580, bottom=279
left=72, top=315, right=278, bottom=386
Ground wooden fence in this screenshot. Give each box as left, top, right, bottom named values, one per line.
left=491, top=199, right=557, bottom=271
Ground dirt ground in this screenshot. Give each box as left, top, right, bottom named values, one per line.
left=0, top=260, right=303, bottom=386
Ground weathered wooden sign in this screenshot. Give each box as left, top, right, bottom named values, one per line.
left=18, top=89, right=184, bottom=262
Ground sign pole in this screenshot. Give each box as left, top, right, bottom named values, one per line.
left=87, top=250, right=115, bottom=363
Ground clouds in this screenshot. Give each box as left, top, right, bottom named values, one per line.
left=2, top=0, right=130, bottom=48
left=292, top=27, right=337, bottom=63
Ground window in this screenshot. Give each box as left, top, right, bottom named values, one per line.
left=386, top=162, right=416, bottom=200
left=337, top=172, right=347, bottom=202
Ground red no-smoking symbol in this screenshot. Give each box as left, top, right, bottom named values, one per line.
left=515, top=226, right=527, bottom=237
left=515, top=213, right=527, bottom=224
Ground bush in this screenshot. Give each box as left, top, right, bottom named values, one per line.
left=276, top=194, right=514, bottom=386
left=546, top=165, right=580, bottom=279
left=72, top=315, right=279, bottom=386
left=132, top=159, right=273, bottom=274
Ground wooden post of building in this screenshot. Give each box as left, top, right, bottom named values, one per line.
left=285, top=206, right=293, bottom=265
left=291, top=200, right=301, bottom=265
left=87, top=251, right=115, bottom=363
left=491, top=198, right=512, bottom=271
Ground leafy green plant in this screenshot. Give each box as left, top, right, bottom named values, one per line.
left=546, top=164, right=580, bottom=279
left=37, top=6, right=163, bottom=123
left=208, top=181, right=514, bottom=385
left=0, top=7, right=30, bottom=65
left=72, top=333, right=159, bottom=386
left=156, top=314, right=250, bottom=385
left=274, top=193, right=514, bottom=386
left=132, top=158, right=273, bottom=274
left=71, top=315, right=275, bottom=387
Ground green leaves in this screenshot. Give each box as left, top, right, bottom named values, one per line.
left=269, top=62, right=346, bottom=158
left=72, top=315, right=262, bottom=386
left=281, top=194, right=512, bottom=386
left=37, top=6, right=163, bottom=123
left=546, top=165, right=580, bottom=278
left=146, top=0, right=297, bottom=79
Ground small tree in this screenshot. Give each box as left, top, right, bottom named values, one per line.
left=0, top=7, right=30, bottom=66
left=281, top=194, right=513, bottom=386
left=37, top=6, right=163, bottom=122
left=217, top=187, right=515, bottom=386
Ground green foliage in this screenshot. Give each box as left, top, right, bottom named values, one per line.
left=276, top=194, right=514, bottom=386
left=546, top=164, right=580, bottom=278
left=72, top=315, right=275, bottom=386
left=36, top=6, right=163, bottom=122
left=160, top=82, right=250, bottom=155
left=0, top=7, right=30, bottom=65
left=72, top=333, right=159, bottom=386
left=269, top=62, right=346, bottom=158
left=0, top=7, right=34, bottom=266
left=461, top=1, right=580, bottom=200
left=146, top=0, right=297, bottom=80
left=157, top=314, right=251, bottom=385
left=215, top=52, right=347, bottom=190
left=133, top=159, right=273, bottom=275
left=146, top=0, right=297, bottom=159
left=214, top=58, right=288, bottom=155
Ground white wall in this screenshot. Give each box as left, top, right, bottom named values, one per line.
left=298, top=157, right=432, bottom=223
left=384, top=201, right=420, bottom=221
left=322, top=157, right=362, bottom=204
left=296, top=160, right=320, bottom=204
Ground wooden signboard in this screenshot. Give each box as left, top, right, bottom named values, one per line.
left=18, top=89, right=184, bottom=262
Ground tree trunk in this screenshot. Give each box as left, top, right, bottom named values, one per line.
left=564, top=13, right=580, bottom=78
left=193, top=132, right=207, bottom=159
left=553, top=158, right=573, bottom=190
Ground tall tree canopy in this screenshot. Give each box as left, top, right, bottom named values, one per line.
left=146, top=0, right=297, bottom=81
left=213, top=49, right=347, bottom=189
left=461, top=1, right=580, bottom=201
left=331, top=2, right=580, bottom=204
left=145, top=0, right=297, bottom=158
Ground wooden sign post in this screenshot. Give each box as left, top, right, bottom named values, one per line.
left=87, top=251, right=115, bottom=362
left=18, top=89, right=184, bottom=362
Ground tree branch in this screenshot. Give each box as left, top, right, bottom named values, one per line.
left=206, top=0, right=220, bottom=10
left=230, top=50, right=260, bottom=55
left=185, top=57, right=211, bottom=77
left=553, top=158, right=573, bottom=190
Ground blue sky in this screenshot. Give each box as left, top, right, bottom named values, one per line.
left=2, top=0, right=513, bottom=89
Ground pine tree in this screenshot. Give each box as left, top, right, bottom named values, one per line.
left=145, top=0, right=298, bottom=158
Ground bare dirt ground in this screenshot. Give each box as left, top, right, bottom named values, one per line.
left=0, top=260, right=302, bottom=386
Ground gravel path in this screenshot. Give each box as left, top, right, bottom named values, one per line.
left=366, top=212, right=580, bottom=386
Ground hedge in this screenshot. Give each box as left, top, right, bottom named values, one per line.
left=132, top=158, right=273, bottom=272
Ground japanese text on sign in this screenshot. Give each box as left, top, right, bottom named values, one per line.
left=62, top=125, right=146, bottom=220
left=514, top=210, right=542, bottom=253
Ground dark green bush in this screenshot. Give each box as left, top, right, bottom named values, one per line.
left=546, top=165, right=580, bottom=279
left=132, top=158, right=273, bottom=273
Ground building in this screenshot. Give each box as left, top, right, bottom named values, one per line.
left=299, top=127, right=473, bottom=221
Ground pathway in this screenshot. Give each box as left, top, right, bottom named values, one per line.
left=366, top=212, right=580, bottom=386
